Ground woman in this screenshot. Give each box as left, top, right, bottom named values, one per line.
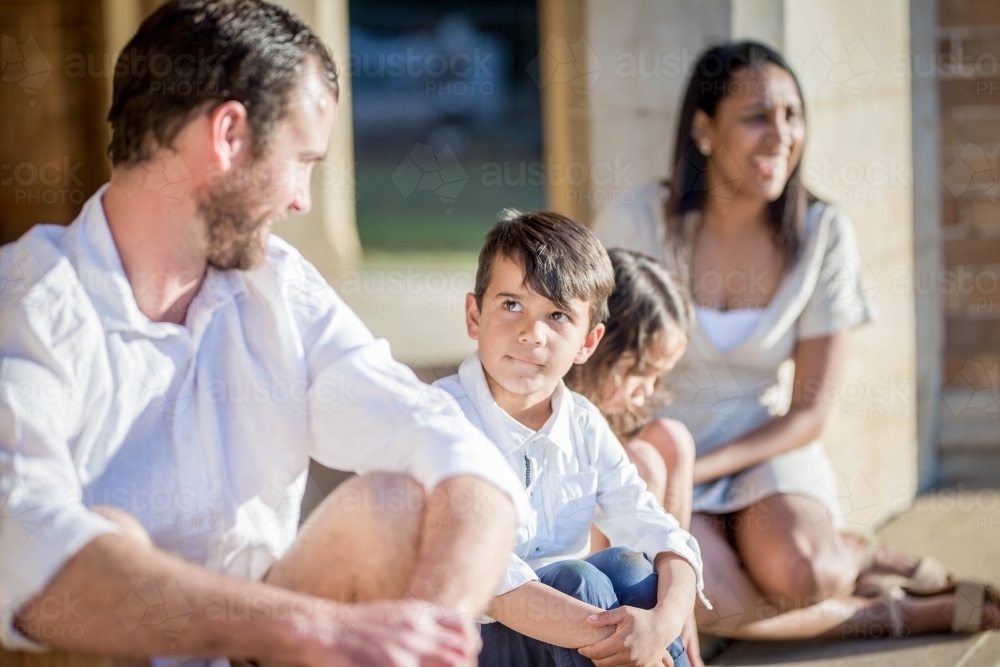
left=593, top=41, right=998, bottom=640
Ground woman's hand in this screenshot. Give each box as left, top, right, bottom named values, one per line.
left=578, top=606, right=682, bottom=667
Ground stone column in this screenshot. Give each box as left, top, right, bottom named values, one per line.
left=269, top=0, right=361, bottom=278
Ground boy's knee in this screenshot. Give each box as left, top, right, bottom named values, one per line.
left=90, top=506, right=153, bottom=547
left=540, top=560, right=617, bottom=609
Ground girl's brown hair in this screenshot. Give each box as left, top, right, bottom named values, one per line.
left=566, top=249, right=692, bottom=437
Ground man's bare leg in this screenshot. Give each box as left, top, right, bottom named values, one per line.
left=266, top=472, right=517, bottom=614
left=7, top=475, right=515, bottom=667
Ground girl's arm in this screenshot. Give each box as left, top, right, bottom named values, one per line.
left=693, top=332, right=847, bottom=485
left=486, top=581, right=615, bottom=648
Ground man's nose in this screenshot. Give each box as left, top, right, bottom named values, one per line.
left=290, top=186, right=312, bottom=214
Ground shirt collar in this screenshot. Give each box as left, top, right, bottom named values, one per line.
left=457, top=351, right=574, bottom=457
left=73, top=183, right=245, bottom=337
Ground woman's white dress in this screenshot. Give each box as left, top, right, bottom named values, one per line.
left=593, top=182, right=875, bottom=521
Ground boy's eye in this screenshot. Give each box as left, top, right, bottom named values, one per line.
left=551, top=312, right=570, bottom=323
left=503, top=300, right=522, bottom=312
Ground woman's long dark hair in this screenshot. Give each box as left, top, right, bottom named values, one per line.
left=666, top=41, right=815, bottom=271
left=566, top=248, right=692, bottom=438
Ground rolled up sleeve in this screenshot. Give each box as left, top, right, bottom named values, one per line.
left=478, top=552, right=540, bottom=625
left=304, top=296, right=531, bottom=525
left=589, top=414, right=710, bottom=608
left=0, top=356, right=122, bottom=651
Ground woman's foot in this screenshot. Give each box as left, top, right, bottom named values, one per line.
left=842, top=533, right=921, bottom=579
left=890, top=583, right=1000, bottom=636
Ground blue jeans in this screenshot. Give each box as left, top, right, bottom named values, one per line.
left=479, top=547, right=690, bottom=667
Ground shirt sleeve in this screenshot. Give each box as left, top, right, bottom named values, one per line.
left=588, top=410, right=710, bottom=608
left=0, top=335, right=123, bottom=651
left=797, top=207, right=876, bottom=340
left=303, top=292, right=531, bottom=526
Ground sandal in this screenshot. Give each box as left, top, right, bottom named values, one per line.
left=852, top=573, right=909, bottom=637
left=849, top=534, right=952, bottom=596
left=882, top=581, right=909, bottom=639
left=899, top=557, right=954, bottom=597
left=951, top=581, right=1000, bottom=633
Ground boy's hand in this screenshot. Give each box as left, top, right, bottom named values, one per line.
left=578, top=606, right=682, bottom=667
left=681, top=614, right=703, bottom=667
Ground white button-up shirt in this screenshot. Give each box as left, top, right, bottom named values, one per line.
left=0, top=185, right=530, bottom=658
left=434, top=353, right=708, bottom=613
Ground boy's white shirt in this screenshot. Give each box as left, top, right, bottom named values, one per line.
left=433, top=352, right=710, bottom=617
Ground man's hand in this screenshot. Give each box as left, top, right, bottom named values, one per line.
left=297, top=599, right=480, bottom=667
left=578, top=606, right=682, bottom=667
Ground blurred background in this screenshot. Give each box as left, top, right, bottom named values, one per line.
left=1, top=0, right=998, bottom=555
left=3, top=1, right=1000, bottom=662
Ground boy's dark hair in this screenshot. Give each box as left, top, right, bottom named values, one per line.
left=474, top=210, right=614, bottom=329
left=107, top=0, right=339, bottom=167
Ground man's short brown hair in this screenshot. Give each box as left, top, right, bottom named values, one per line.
left=474, top=210, right=615, bottom=329
left=107, top=0, right=339, bottom=167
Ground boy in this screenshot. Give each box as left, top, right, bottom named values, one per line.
left=434, top=211, right=708, bottom=667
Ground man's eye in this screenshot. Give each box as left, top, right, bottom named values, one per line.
left=551, top=312, right=569, bottom=323
left=503, top=300, right=522, bottom=312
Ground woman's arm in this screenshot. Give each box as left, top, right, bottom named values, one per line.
left=486, top=581, right=615, bottom=648
left=692, top=333, right=847, bottom=485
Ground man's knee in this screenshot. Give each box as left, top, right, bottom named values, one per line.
left=90, top=506, right=153, bottom=548
left=539, top=560, right=617, bottom=610
left=322, top=472, right=425, bottom=520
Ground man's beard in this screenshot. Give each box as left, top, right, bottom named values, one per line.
left=198, top=173, right=274, bottom=271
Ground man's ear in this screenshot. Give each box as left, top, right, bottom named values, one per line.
left=465, top=293, right=481, bottom=341
left=574, top=322, right=605, bottom=364
left=209, top=100, right=252, bottom=172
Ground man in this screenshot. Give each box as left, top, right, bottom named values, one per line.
left=0, top=2, right=528, bottom=666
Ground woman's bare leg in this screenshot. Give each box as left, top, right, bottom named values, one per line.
left=731, top=494, right=857, bottom=610
left=689, top=512, right=991, bottom=640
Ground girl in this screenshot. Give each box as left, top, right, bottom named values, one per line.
left=566, top=248, right=696, bottom=532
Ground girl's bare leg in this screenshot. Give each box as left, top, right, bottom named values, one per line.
left=636, top=419, right=695, bottom=529
left=622, top=439, right=668, bottom=508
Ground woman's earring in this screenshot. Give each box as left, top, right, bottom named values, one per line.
left=698, top=139, right=712, bottom=156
